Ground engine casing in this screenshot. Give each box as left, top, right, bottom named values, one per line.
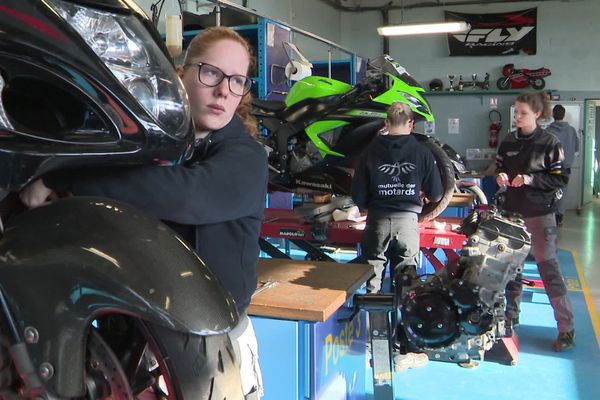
left=398, top=207, right=531, bottom=363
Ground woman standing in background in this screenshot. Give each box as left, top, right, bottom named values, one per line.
left=496, top=91, right=574, bottom=352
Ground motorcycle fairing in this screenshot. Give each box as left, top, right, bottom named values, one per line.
left=269, top=59, right=433, bottom=161
left=0, top=197, right=238, bottom=397
left=0, top=0, right=193, bottom=192
left=305, top=120, right=348, bottom=157
left=372, top=73, right=433, bottom=122
left=284, top=76, right=353, bottom=108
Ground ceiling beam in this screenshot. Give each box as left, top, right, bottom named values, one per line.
left=318, top=0, right=559, bottom=12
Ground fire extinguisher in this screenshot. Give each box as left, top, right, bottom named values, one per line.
left=489, top=110, right=502, bottom=148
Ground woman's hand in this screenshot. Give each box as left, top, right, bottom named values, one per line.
left=511, top=174, right=526, bottom=187
left=496, top=172, right=510, bottom=186
left=19, top=179, right=57, bottom=208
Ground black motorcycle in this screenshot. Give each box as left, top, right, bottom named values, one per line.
left=1, top=0, right=242, bottom=398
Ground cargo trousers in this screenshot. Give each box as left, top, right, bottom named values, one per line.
left=505, top=213, right=574, bottom=333
left=360, top=211, right=419, bottom=294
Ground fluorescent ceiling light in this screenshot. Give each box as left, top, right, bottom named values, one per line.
left=377, top=21, right=470, bottom=36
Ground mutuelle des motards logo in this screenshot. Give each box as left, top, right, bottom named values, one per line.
left=452, top=26, right=534, bottom=48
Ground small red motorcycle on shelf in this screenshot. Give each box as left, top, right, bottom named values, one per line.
left=496, top=63, right=552, bottom=90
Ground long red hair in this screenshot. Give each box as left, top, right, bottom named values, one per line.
left=184, top=27, right=258, bottom=137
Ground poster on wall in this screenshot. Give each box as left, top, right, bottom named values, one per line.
left=445, top=8, right=537, bottom=56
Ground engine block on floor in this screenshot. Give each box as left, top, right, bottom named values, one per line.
left=398, top=207, right=531, bottom=363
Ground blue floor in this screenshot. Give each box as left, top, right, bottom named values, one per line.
left=382, top=249, right=600, bottom=400
left=260, top=241, right=600, bottom=399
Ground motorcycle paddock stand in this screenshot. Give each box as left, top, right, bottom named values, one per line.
left=351, top=294, right=396, bottom=399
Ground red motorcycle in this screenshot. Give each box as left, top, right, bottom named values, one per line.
left=496, top=63, right=551, bottom=90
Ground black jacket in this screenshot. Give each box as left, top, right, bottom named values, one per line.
left=496, top=127, right=568, bottom=218
left=45, top=116, right=268, bottom=313
left=351, top=134, right=443, bottom=215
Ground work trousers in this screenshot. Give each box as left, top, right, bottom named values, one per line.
left=229, top=313, right=264, bottom=399
left=360, top=211, right=419, bottom=293
left=505, top=213, right=575, bottom=333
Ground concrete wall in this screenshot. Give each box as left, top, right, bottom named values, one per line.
left=339, top=0, right=600, bottom=92
left=133, top=0, right=599, bottom=173
left=161, top=0, right=346, bottom=60
left=135, top=1, right=600, bottom=92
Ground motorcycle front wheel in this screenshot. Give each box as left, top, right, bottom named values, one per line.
left=86, top=314, right=243, bottom=400
left=496, top=78, right=511, bottom=90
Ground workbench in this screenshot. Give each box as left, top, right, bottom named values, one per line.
left=249, top=258, right=373, bottom=400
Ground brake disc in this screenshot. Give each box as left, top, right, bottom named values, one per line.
left=87, top=330, right=135, bottom=400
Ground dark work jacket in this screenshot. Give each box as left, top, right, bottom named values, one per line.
left=45, top=116, right=268, bottom=313
left=351, top=134, right=443, bottom=215
left=496, top=127, right=568, bottom=218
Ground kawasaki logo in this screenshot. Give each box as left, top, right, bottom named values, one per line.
left=347, top=110, right=387, bottom=118
left=294, top=179, right=333, bottom=190
left=453, top=27, right=534, bottom=47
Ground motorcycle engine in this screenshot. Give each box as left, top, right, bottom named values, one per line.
left=289, top=138, right=322, bottom=173
left=398, top=207, right=531, bottom=363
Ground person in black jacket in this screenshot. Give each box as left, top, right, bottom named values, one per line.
left=20, top=27, right=267, bottom=396
left=496, top=91, right=574, bottom=352
left=352, top=101, right=443, bottom=294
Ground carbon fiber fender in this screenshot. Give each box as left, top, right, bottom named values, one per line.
left=0, top=196, right=238, bottom=397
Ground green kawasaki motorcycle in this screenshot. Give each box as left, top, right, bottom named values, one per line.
left=252, top=55, right=455, bottom=221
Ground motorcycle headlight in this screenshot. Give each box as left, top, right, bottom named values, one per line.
left=48, top=0, right=190, bottom=138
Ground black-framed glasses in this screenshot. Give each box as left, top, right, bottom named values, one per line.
left=186, top=62, right=252, bottom=96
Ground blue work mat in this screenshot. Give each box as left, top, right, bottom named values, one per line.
left=365, top=249, right=600, bottom=400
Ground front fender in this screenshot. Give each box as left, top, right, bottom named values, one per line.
left=0, top=197, right=238, bottom=397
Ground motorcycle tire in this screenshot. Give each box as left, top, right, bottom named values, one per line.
left=529, top=78, right=546, bottom=90
left=496, top=78, right=511, bottom=90
left=418, top=138, right=455, bottom=222
left=88, top=315, right=244, bottom=400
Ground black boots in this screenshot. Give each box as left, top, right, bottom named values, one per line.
left=504, top=316, right=520, bottom=337
left=555, top=213, right=564, bottom=227
left=553, top=329, right=575, bottom=352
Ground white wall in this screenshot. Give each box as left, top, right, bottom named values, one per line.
left=340, top=0, right=600, bottom=92
left=135, top=1, right=600, bottom=91
left=136, top=0, right=344, bottom=61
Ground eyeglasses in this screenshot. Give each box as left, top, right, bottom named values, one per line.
left=186, top=62, right=252, bottom=96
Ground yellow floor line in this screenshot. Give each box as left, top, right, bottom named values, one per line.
left=570, top=249, right=600, bottom=349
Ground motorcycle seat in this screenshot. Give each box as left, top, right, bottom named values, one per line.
left=527, top=68, right=551, bottom=77
left=252, top=99, right=286, bottom=112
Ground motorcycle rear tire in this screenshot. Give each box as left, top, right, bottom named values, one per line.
left=419, top=138, right=455, bottom=222
left=529, top=78, right=546, bottom=90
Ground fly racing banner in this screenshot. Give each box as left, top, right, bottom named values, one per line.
left=445, top=8, right=537, bottom=56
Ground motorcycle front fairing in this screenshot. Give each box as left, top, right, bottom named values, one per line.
left=0, top=0, right=193, bottom=193
left=0, top=1, right=239, bottom=397
left=0, top=197, right=239, bottom=397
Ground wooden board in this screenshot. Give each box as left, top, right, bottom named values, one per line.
left=248, top=258, right=373, bottom=322
left=448, top=192, right=475, bottom=207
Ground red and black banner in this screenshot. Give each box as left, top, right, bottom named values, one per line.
left=445, top=8, right=537, bottom=56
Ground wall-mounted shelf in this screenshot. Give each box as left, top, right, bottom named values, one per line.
left=425, top=89, right=556, bottom=96
left=179, top=5, right=365, bottom=100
